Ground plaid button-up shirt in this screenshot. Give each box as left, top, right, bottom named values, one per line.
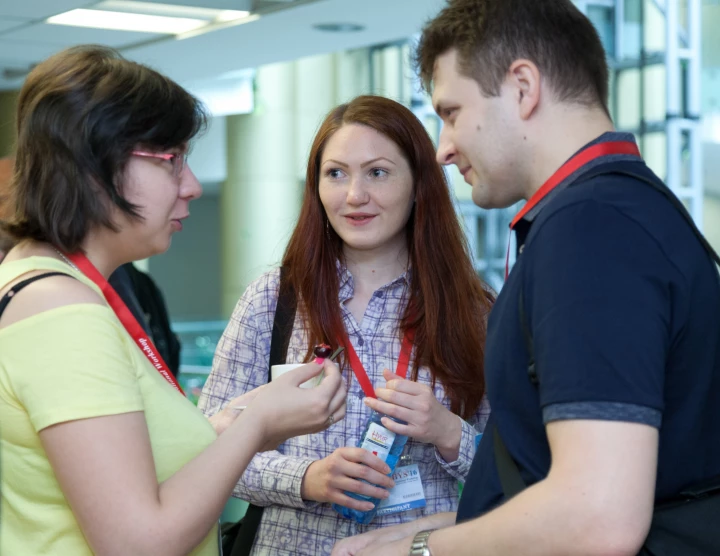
left=198, top=266, right=490, bottom=556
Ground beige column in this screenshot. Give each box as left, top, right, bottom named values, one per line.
left=222, top=60, right=297, bottom=316
left=221, top=49, right=376, bottom=316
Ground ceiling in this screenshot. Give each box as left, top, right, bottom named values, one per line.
left=0, top=0, right=446, bottom=90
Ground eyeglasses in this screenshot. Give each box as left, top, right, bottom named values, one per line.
left=132, top=150, right=188, bottom=178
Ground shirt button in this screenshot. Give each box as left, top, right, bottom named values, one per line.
left=519, top=244, right=525, bottom=254
left=357, top=337, right=364, bottom=347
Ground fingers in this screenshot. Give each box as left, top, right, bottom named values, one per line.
left=381, top=375, right=428, bottom=395
left=332, top=473, right=392, bottom=501
left=331, top=491, right=377, bottom=512
left=285, top=361, right=325, bottom=386
left=379, top=417, right=411, bottom=437
left=335, top=448, right=394, bottom=487
left=372, top=388, right=419, bottom=411
left=317, top=360, right=342, bottom=392
left=327, top=384, right=347, bottom=423
left=363, top=396, right=412, bottom=423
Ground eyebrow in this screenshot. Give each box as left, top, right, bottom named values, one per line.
left=323, top=157, right=397, bottom=168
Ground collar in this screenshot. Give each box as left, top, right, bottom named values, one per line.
left=337, top=260, right=411, bottom=303
left=520, top=131, right=638, bottom=224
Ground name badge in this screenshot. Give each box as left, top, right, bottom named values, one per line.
left=375, top=464, right=426, bottom=516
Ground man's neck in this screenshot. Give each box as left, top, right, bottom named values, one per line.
left=525, top=107, right=615, bottom=199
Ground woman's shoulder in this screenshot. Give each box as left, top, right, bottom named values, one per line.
left=228, top=267, right=285, bottom=327
left=0, top=257, right=106, bottom=329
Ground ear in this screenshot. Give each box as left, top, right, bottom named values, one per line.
left=506, top=59, right=541, bottom=120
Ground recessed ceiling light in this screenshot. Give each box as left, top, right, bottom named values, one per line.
left=313, top=22, right=365, bottom=32
left=47, top=9, right=208, bottom=34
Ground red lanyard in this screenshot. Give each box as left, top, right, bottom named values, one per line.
left=342, top=329, right=415, bottom=399
left=66, top=253, right=185, bottom=395
left=505, top=140, right=642, bottom=279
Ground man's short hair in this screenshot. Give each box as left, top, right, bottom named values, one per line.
left=2, top=45, right=207, bottom=252
left=415, top=0, right=610, bottom=113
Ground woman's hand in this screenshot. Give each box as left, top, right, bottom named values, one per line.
left=364, top=369, right=462, bottom=462
left=239, top=358, right=348, bottom=452
left=208, top=387, right=267, bottom=435
left=301, top=446, right=395, bottom=510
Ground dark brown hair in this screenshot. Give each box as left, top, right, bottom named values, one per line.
left=416, top=0, right=610, bottom=112
left=283, top=95, right=494, bottom=419
left=2, top=45, right=207, bottom=252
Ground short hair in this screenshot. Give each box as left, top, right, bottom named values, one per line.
left=2, top=45, right=208, bottom=252
left=415, top=0, right=610, bottom=112
left=0, top=156, right=14, bottom=253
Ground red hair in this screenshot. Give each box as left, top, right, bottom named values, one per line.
left=282, top=95, right=493, bottom=419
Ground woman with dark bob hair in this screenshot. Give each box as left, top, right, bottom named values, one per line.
left=199, top=95, right=494, bottom=555
left=0, top=45, right=346, bottom=556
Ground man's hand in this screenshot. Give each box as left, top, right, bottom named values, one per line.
left=332, top=523, right=410, bottom=556
left=332, top=513, right=456, bottom=556
left=356, top=536, right=412, bottom=556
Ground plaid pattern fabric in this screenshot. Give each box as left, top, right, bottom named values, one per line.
left=198, top=266, right=490, bottom=556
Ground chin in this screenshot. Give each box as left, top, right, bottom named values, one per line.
left=472, top=185, right=522, bottom=210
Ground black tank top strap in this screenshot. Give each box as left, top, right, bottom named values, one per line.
left=0, top=272, right=73, bottom=319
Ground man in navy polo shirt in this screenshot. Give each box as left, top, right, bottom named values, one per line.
left=331, top=1, right=720, bottom=555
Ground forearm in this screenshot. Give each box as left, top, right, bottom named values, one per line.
left=427, top=478, right=640, bottom=556
left=234, top=450, right=316, bottom=508
left=139, top=414, right=265, bottom=555
left=386, top=512, right=458, bottom=543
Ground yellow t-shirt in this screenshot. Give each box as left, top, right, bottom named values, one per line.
left=0, top=257, right=218, bottom=555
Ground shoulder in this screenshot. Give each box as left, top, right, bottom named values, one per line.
left=528, top=171, right=698, bottom=273
left=227, top=267, right=283, bottom=328
left=240, top=268, right=281, bottom=309
left=0, top=271, right=105, bottom=328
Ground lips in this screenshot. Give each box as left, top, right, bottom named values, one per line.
left=171, top=214, right=189, bottom=232
left=343, top=214, right=376, bottom=226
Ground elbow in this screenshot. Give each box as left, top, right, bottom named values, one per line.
left=575, top=509, right=651, bottom=556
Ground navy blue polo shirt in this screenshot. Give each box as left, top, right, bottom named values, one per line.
left=457, top=132, right=720, bottom=521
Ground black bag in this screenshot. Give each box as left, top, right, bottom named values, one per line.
left=220, top=268, right=297, bottom=556
left=494, top=162, right=720, bottom=555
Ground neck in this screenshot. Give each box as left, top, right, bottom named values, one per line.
left=525, top=106, right=615, bottom=199
left=343, top=237, right=409, bottom=291
left=77, top=234, right=125, bottom=279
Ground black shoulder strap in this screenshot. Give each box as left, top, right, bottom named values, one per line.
left=493, top=424, right=527, bottom=499
left=268, top=266, right=298, bottom=377
left=230, top=266, right=296, bottom=556
left=0, top=272, right=72, bottom=320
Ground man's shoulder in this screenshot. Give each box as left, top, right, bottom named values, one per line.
left=531, top=168, right=696, bottom=255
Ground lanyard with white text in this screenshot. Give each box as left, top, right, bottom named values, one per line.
left=505, top=140, right=642, bottom=280
left=66, top=252, right=185, bottom=395
left=342, top=329, right=415, bottom=399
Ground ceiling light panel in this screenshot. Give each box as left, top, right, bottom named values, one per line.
left=47, top=9, right=208, bottom=34
left=96, top=1, right=248, bottom=20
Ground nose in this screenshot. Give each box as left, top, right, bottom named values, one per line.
left=180, top=165, right=203, bottom=200
left=346, top=174, right=369, bottom=205
left=436, top=125, right=457, bottom=166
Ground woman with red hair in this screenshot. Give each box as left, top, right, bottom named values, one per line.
left=200, top=95, right=493, bottom=555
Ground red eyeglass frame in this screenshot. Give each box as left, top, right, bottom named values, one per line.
left=131, top=150, right=187, bottom=177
